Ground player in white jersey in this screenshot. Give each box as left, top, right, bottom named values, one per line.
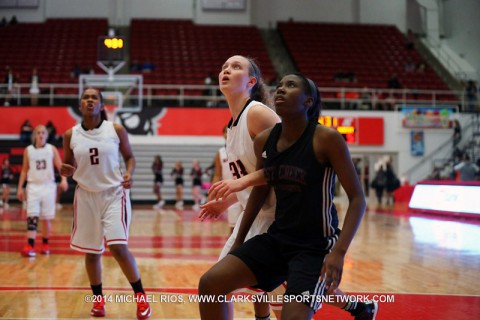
left=199, top=55, right=282, bottom=320
left=17, top=125, right=68, bottom=257
left=60, top=88, right=151, bottom=320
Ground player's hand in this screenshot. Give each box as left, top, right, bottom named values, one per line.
left=208, top=179, right=241, bottom=201
left=60, top=179, right=68, bottom=192
left=320, top=250, right=345, bottom=294
left=60, top=163, right=75, bottom=177
left=17, top=188, right=25, bottom=202
left=122, top=173, right=133, bottom=189
left=198, top=199, right=228, bottom=221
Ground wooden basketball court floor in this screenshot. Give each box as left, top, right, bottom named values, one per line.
left=0, top=197, right=479, bottom=319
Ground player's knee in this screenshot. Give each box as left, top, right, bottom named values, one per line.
left=198, top=271, right=219, bottom=295
left=27, top=217, right=38, bottom=231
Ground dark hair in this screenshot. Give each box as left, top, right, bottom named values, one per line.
left=243, top=56, right=273, bottom=108
left=80, top=87, right=107, bottom=121
left=293, top=73, right=322, bottom=122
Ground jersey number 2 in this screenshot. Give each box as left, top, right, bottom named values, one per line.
left=89, top=148, right=99, bottom=165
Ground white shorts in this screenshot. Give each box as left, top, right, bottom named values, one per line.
left=227, top=202, right=242, bottom=228
left=70, top=185, right=132, bottom=254
left=26, top=182, right=57, bottom=220
left=218, top=210, right=274, bottom=261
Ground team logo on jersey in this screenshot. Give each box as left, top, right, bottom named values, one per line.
left=262, top=151, right=267, bottom=158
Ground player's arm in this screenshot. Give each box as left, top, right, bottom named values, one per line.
left=52, top=146, right=68, bottom=191
left=231, top=129, right=271, bottom=248
left=60, top=129, right=75, bottom=177
left=115, top=123, right=135, bottom=189
left=17, top=147, right=29, bottom=201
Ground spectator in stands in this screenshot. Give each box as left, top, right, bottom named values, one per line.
left=333, top=69, right=356, bottom=83
left=3, top=66, right=16, bottom=106
left=203, top=71, right=217, bottom=107
left=385, top=158, right=400, bottom=206
left=9, top=16, right=18, bottom=26
left=130, top=60, right=141, bottom=72
left=464, top=80, right=478, bottom=112
left=387, top=74, right=402, bottom=89
left=452, top=119, right=462, bottom=150
left=0, top=17, right=7, bottom=28
left=1, top=157, right=14, bottom=209
left=29, top=68, right=40, bottom=105
left=404, top=58, right=416, bottom=72
left=454, top=154, right=479, bottom=181
left=20, top=120, right=33, bottom=146
left=416, top=63, right=426, bottom=73
left=46, top=121, right=57, bottom=144
left=141, top=59, right=155, bottom=73
left=171, top=160, right=184, bottom=210
left=359, top=87, right=372, bottom=110
left=405, top=29, right=415, bottom=50
left=371, top=159, right=387, bottom=205
left=70, top=64, right=82, bottom=79
left=190, top=160, right=203, bottom=211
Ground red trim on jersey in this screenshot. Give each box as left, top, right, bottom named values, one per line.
left=121, top=189, right=128, bottom=237
left=70, top=185, right=79, bottom=241
left=106, top=238, right=128, bottom=243
left=70, top=243, right=103, bottom=252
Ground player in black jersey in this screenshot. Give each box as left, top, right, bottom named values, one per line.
left=199, top=74, right=377, bottom=320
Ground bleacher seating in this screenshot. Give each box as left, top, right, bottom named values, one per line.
left=0, top=18, right=108, bottom=92
left=130, top=19, right=276, bottom=87
left=278, top=22, right=451, bottom=93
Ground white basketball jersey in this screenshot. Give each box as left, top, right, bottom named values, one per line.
left=226, top=100, right=276, bottom=217
left=26, top=143, right=55, bottom=183
left=70, top=120, right=123, bottom=192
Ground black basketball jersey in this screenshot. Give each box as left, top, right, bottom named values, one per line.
left=263, top=122, right=339, bottom=250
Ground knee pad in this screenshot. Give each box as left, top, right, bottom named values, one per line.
left=27, top=217, right=39, bottom=231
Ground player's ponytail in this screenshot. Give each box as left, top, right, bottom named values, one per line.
left=245, top=56, right=274, bottom=109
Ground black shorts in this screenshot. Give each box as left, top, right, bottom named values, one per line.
left=154, top=174, right=163, bottom=184
left=230, top=233, right=329, bottom=312
left=193, top=177, right=202, bottom=186
left=175, top=178, right=184, bottom=186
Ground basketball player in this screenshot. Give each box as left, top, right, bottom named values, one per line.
left=152, top=155, right=165, bottom=209
left=199, top=55, right=282, bottom=320
left=171, top=160, right=184, bottom=209
left=1, top=157, right=14, bottom=209
left=17, top=125, right=67, bottom=257
left=200, top=74, right=378, bottom=319
left=190, top=159, right=203, bottom=211
left=60, top=88, right=151, bottom=320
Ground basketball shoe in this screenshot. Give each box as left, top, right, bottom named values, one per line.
left=90, top=296, right=106, bottom=317
left=40, top=244, right=50, bottom=255
left=355, top=300, right=378, bottom=320
left=21, top=245, right=36, bottom=257
left=135, top=292, right=152, bottom=320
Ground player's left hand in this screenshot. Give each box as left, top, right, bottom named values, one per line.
left=198, top=199, right=228, bottom=221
